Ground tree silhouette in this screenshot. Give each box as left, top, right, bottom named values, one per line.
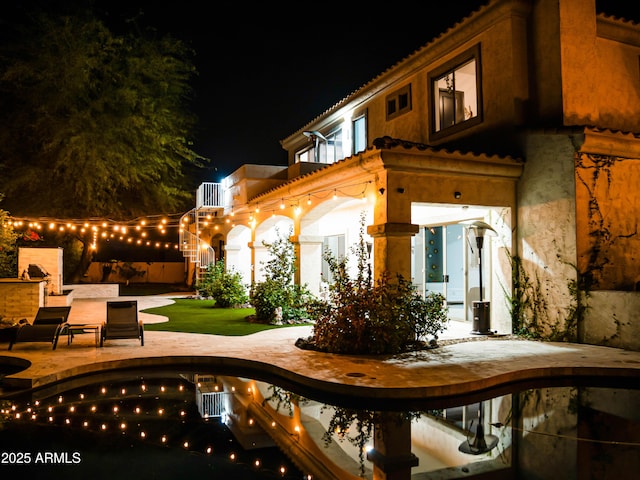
left=0, top=6, right=206, bottom=280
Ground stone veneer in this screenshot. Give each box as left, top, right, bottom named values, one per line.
left=0, top=281, right=119, bottom=320
left=0, top=278, right=45, bottom=322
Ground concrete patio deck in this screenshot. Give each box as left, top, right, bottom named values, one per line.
left=2, top=294, right=640, bottom=408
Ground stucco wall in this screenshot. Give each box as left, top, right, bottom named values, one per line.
left=518, top=134, right=578, bottom=335
left=575, top=153, right=640, bottom=291
left=562, top=8, right=640, bottom=132
left=583, top=291, right=640, bottom=350
left=517, top=386, right=577, bottom=480
left=362, top=2, right=530, bottom=149
left=84, top=262, right=186, bottom=284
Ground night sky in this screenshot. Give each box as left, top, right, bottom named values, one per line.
left=94, top=0, right=496, bottom=180
left=5, top=1, right=640, bottom=184
left=138, top=0, right=640, bottom=182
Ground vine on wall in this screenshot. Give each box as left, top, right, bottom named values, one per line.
left=576, top=152, right=639, bottom=291
left=506, top=249, right=584, bottom=342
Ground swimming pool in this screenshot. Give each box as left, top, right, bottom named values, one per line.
left=1, top=368, right=638, bottom=479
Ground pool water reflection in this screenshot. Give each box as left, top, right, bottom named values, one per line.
left=1, top=372, right=638, bottom=479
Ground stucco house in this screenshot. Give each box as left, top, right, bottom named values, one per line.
left=181, top=0, right=640, bottom=350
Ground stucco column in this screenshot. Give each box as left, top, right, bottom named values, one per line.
left=367, top=223, right=419, bottom=281
left=368, top=170, right=417, bottom=282
left=248, top=241, right=270, bottom=284
left=366, top=413, right=418, bottom=480
left=290, top=235, right=324, bottom=295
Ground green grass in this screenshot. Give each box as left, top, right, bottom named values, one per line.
left=142, top=298, right=299, bottom=336
left=120, top=283, right=194, bottom=296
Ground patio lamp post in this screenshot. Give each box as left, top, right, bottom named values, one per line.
left=458, top=401, right=499, bottom=455
left=460, top=220, right=497, bottom=335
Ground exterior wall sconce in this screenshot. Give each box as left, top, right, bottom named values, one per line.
left=454, top=191, right=462, bottom=199
left=396, top=187, right=405, bottom=194
left=303, top=130, right=327, bottom=163
left=378, top=188, right=385, bottom=195
left=302, top=130, right=326, bottom=141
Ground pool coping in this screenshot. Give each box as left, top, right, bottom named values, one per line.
left=3, top=330, right=640, bottom=409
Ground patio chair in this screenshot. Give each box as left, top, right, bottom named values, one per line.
left=8, top=306, right=72, bottom=350
left=100, top=300, right=144, bottom=347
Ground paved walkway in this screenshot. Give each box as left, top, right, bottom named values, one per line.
left=2, top=295, right=640, bottom=407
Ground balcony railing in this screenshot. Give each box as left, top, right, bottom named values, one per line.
left=196, top=182, right=224, bottom=209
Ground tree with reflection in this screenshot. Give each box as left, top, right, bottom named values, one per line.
left=0, top=6, right=205, bottom=281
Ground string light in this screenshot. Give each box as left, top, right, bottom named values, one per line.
left=189, top=180, right=373, bottom=229
left=6, top=213, right=185, bottom=252
left=4, top=181, right=373, bottom=238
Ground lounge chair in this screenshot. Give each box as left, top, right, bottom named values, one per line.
left=8, top=306, right=72, bottom=350
left=100, top=300, right=144, bottom=347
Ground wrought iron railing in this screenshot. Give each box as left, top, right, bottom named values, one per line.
left=179, top=208, right=216, bottom=283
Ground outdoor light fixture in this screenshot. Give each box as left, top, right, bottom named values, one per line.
left=458, top=402, right=499, bottom=455
left=302, top=130, right=326, bottom=141
left=303, top=130, right=327, bottom=163
left=460, top=220, right=497, bottom=335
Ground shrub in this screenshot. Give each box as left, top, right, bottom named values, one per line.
left=250, top=227, right=314, bottom=324
left=198, top=260, right=248, bottom=308
left=0, top=202, right=18, bottom=277
left=310, top=212, right=449, bottom=354
left=250, top=278, right=286, bottom=320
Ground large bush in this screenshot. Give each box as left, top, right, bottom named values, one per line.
left=250, top=228, right=314, bottom=324
left=198, top=260, right=248, bottom=308
left=309, top=213, right=449, bottom=354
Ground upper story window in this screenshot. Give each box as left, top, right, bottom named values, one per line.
left=386, top=84, right=412, bottom=120
left=296, top=128, right=344, bottom=164
left=297, top=147, right=314, bottom=163
left=429, top=45, right=482, bottom=138
left=353, top=115, right=367, bottom=154
left=323, top=129, right=343, bottom=164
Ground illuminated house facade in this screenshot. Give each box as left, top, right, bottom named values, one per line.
left=182, top=0, right=640, bottom=350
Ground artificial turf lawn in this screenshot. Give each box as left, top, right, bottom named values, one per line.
left=141, top=298, right=299, bottom=336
